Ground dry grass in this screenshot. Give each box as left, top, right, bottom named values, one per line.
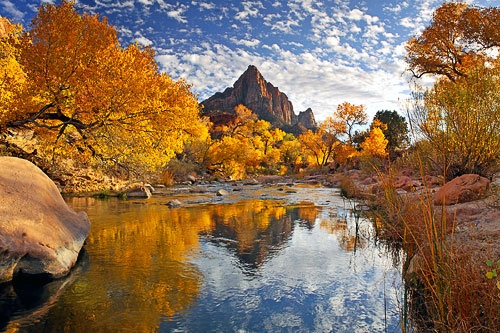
left=368, top=164, right=500, bottom=332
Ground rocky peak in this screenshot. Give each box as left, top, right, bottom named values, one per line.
left=298, top=108, right=317, bottom=129
left=201, top=65, right=316, bottom=134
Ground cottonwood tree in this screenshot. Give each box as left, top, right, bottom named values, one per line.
left=4, top=1, right=207, bottom=172
left=406, top=2, right=500, bottom=179
left=334, top=102, right=367, bottom=144
left=360, top=123, right=388, bottom=158
left=405, top=2, right=500, bottom=82
left=298, top=117, right=345, bottom=168
left=0, top=18, right=25, bottom=125
left=412, top=60, right=500, bottom=178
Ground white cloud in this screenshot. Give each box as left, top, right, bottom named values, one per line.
left=135, top=36, right=153, bottom=46
left=0, top=0, right=24, bottom=21
left=167, top=6, right=188, bottom=23
left=137, top=0, right=153, bottom=6
left=325, top=36, right=340, bottom=48
left=235, top=1, right=264, bottom=22
left=196, top=1, right=215, bottom=11
left=231, top=37, right=261, bottom=48
left=347, top=8, right=364, bottom=21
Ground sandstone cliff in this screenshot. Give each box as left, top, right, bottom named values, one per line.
left=201, top=65, right=317, bottom=134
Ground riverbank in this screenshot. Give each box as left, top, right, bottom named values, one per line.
left=335, top=168, right=500, bottom=331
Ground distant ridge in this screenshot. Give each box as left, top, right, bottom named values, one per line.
left=201, top=65, right=317, bottom=134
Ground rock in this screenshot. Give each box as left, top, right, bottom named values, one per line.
left=394, top=176, right=420, bottom=192
left=216, top=189, right=229, bottom=196
left=200, top=65, right=316, bottom=134
left=0, top=157, right=90, bottom=283
left=297, top=108, right=317, bottom=129
left=244, top=178, right=260, bottom=185
left=187, top=175, right=197, bottom=184
left=424, top=175, right=443, bottom=187
left=433, top=174, right=490, bottom=206
left=124, top=183, right=154, bottom=198
left=166, top=200, right=182, bottom=208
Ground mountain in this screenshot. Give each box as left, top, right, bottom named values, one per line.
left=200, top=65, right=317, bottom=134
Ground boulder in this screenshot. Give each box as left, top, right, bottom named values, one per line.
left=166, top=199, right=182, bottom=208
left=216, top=189, right=229, bottom=196
left=124, top=183, right=154, bottom=198
left=433, top=174, right=490, bottom=206
left=167, top=199, right=182, bottom=208
left=394, top=176, right=420, bottom=192
left=0, top=157, right=90, bottom=283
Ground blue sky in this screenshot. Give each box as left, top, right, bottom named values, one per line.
left=1, top=0, right=498, bottom=121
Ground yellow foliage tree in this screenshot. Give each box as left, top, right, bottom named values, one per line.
left=299, top=116, right=345, bottom=168
left=5, top=1, right=207, bottom=173
left=405, top=2, right=500, bottom=82
left=0, top=17, right=25, bottom=126
left=334, top=102, right=367, bottom=144
left=206, top=104, right=287, bottom=178
left=360, top=126, right=388, bottom=158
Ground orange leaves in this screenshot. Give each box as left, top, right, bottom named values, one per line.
left=405, top=2, right=500, bottom=81
left=2, top=1, right=207, bottom=173
left=334, top=102, right=367, bottom=143
left=206, top=105, right=287, bottom=179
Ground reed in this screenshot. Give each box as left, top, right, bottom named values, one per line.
left=368, top=153, right=500, bottom=332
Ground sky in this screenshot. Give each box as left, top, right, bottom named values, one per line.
left=1, top=0, right=498, bottom=122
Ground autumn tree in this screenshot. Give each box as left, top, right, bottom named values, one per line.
left=334, top=102, right=367, bottom=144
left=0, top=17, right=25, bottom=125
left=360, top=122, right=388, bottom=158
left=5, top=1, right=207, bottom=173
left=405, top=2, right=500, bottom=81
left=410, top=60, right=500, bottom=178
left=202, top=105, right=287, bottom=179
left=298, top=117, right=345, bottom=168
left=406, top=2, right=500, bottom=179
left=279, top=135, right=302, bottom=173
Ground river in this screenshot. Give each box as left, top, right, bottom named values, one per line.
left=0, top=183, right=402, bottom=332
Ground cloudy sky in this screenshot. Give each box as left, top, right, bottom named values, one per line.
left=1, top=0, right=498, bottom=121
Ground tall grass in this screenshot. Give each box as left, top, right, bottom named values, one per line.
left=369, top=154, right=500, bottom=332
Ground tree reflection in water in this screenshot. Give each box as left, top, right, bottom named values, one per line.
left=1, top=192, right=400, bottom=333
left=0, top=197, right=323, bottom=332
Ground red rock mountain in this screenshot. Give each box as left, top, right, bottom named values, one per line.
left=201, top=65, right=317, bottom=134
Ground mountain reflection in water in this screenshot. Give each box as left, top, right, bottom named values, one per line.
left=0, top=186, right=402, bottom=332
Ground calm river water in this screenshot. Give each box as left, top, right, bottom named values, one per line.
left=0, top=183, right=402, bottom=332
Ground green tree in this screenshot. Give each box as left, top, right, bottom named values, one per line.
left=373, top=110, right=409, bottom=153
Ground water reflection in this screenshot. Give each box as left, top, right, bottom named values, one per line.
left=0, top=188, right=401, bottom=332
left=0, top=251, right=88, bottom=332
left=202, top=201, right=319, bottom=273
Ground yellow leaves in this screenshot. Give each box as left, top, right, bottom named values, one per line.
left=360, top=127, right=388, bottom=158
left=334, top=102, right=367, bottom=143
left=0, top=17, right=25, bottom=126
left=205, top=104, right=291, bottom=179
left=1, top=1, right=208, bottom=173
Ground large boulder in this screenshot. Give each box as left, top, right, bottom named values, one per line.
left=0, top=157, right=90, bottom=283
left=433, top=174, right=490, bottom=206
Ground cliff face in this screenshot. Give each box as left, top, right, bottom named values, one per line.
left=201, top=65, right=316, bottom=133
